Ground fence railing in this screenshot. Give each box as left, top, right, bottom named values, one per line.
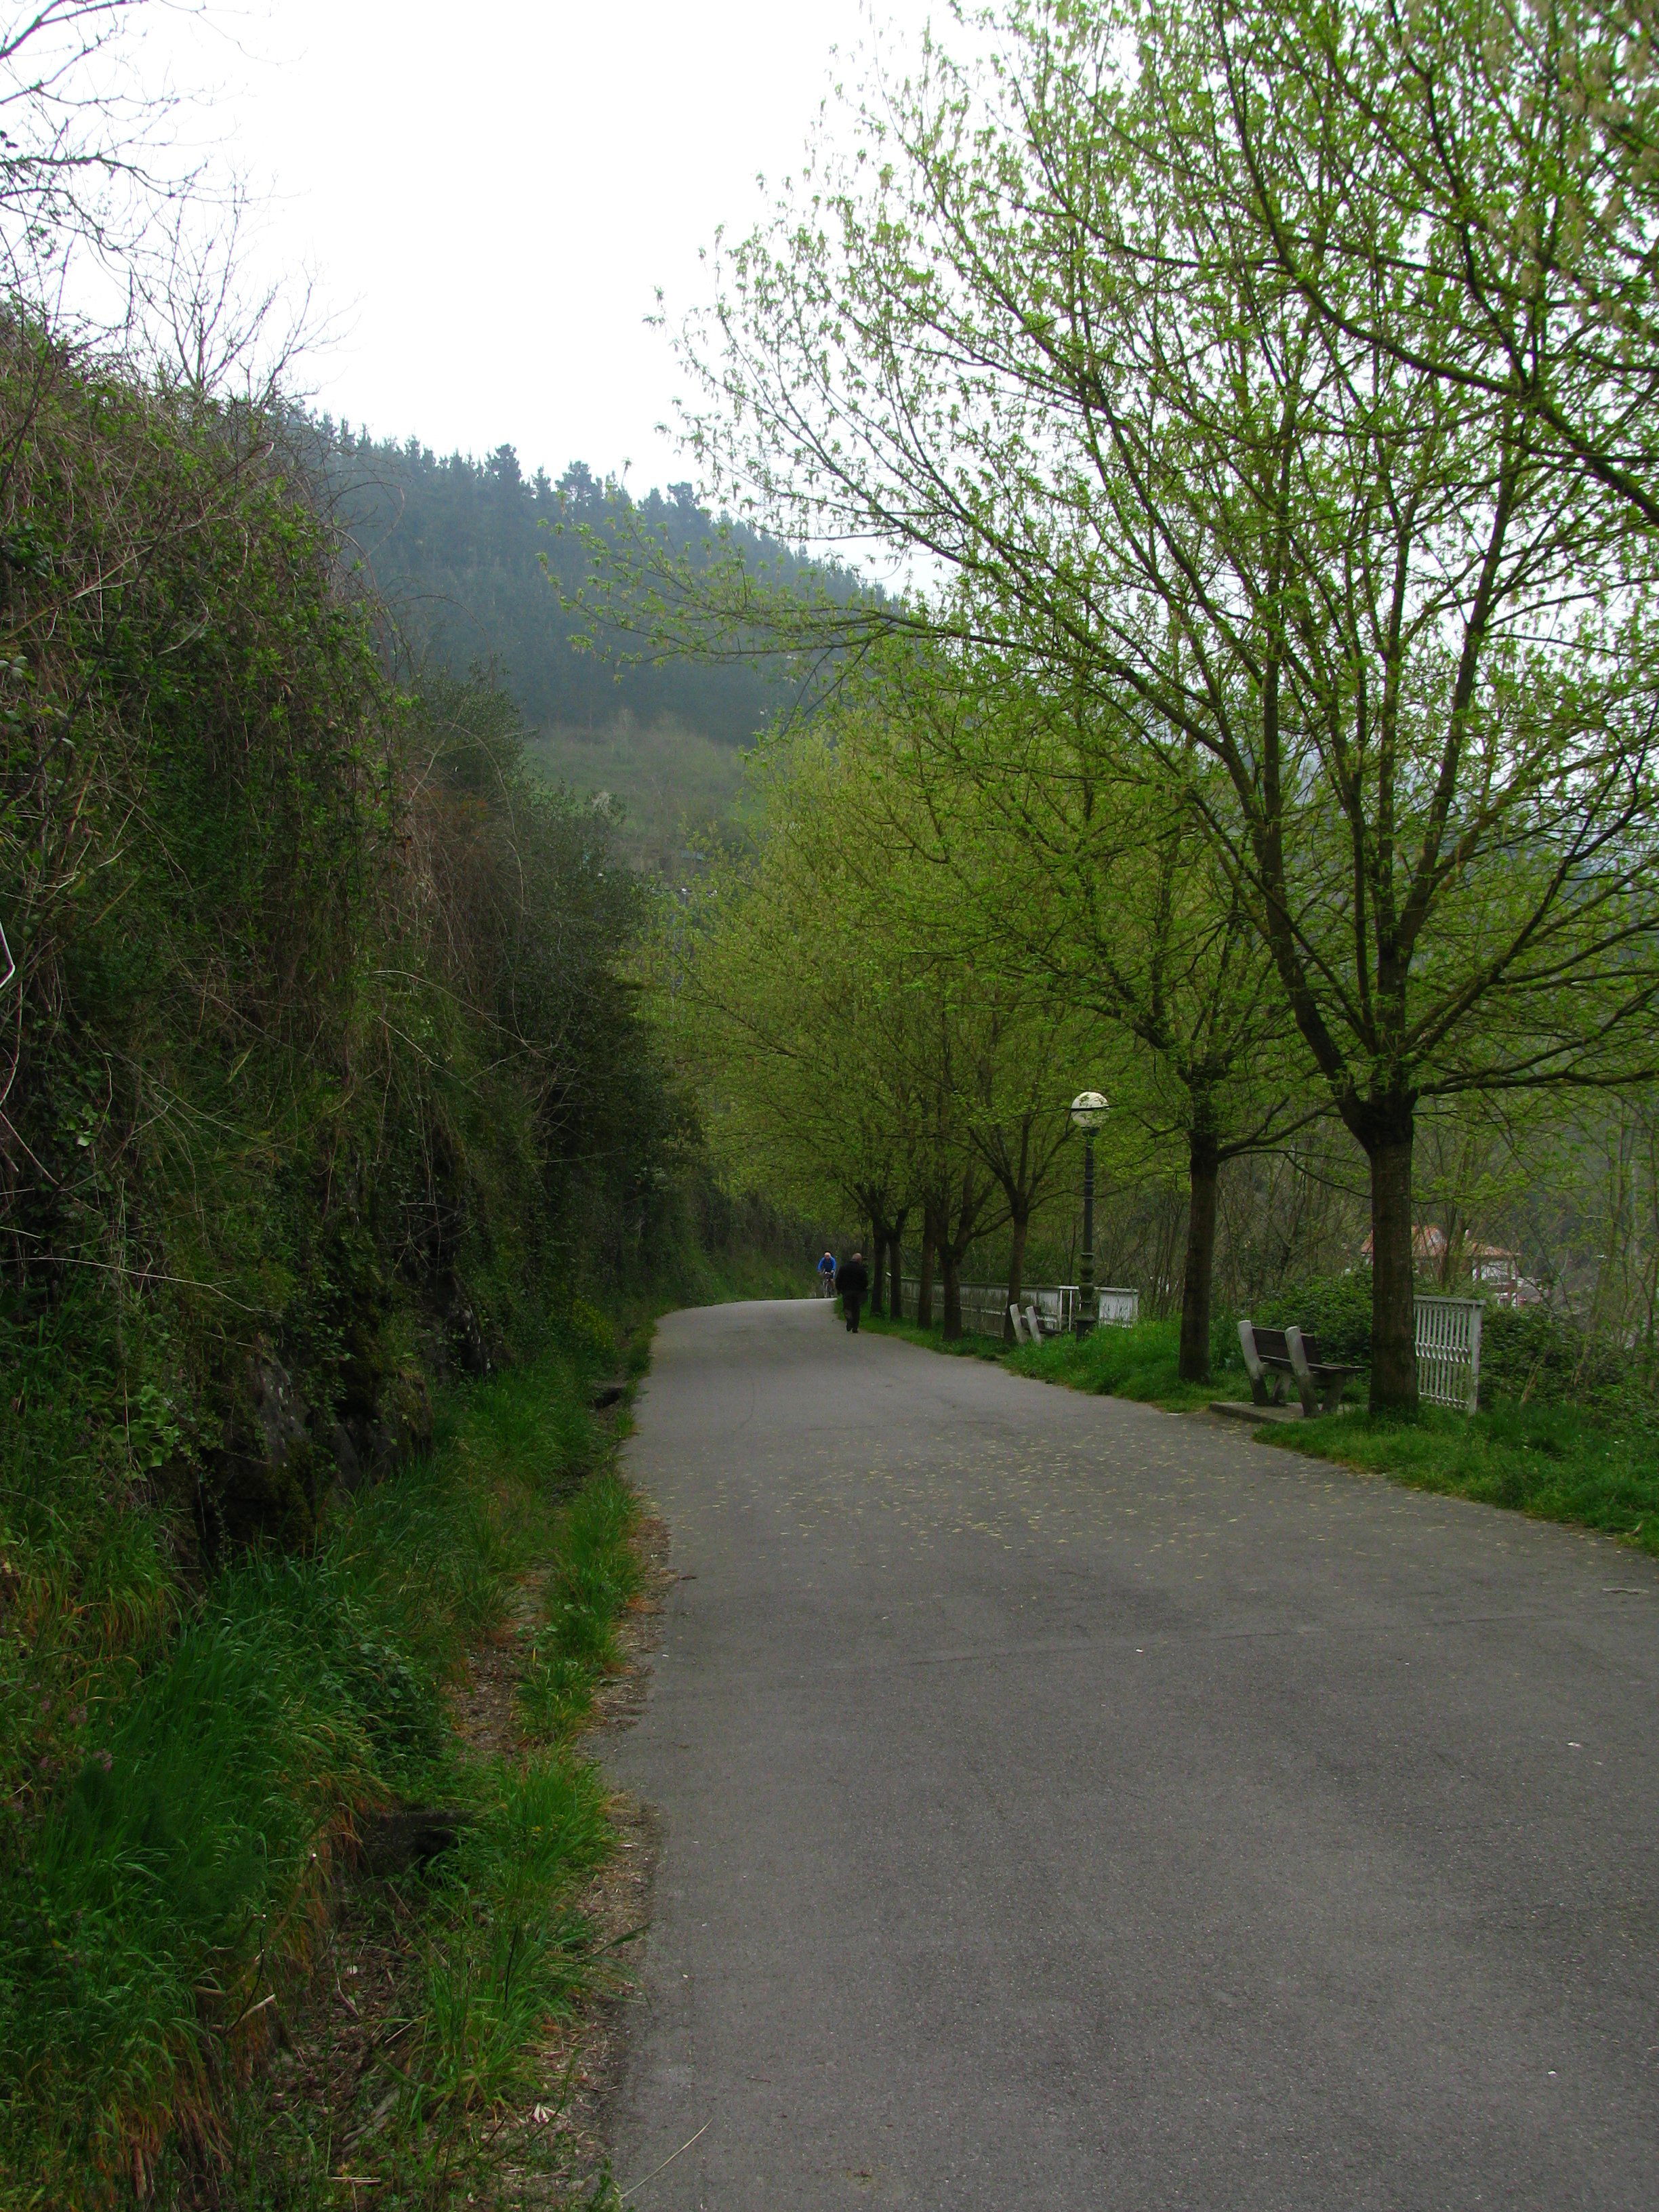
left=1416, top=1295, right=1483, bottom=1412
left=888, top=1275, right=1481, bottom=1404
left=898, top=1278, right=1012, bottom=1334
left=897, top=1280, right=1141, bottom=1337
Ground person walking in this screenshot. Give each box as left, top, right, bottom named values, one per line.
left=816, top=1250, right=838, bottom=1299
left=836, top=1252, right=870, bottom=1333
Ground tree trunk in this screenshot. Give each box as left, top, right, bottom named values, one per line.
left=1366, top=1120, right=1419, bottom=1414
left=1004, top=1210, right=1030, bottom=1341
left=1178, top=1134, right=1221, bottom=1383
left=868, top=1216, right=882, bottom=1315
left=1439, top=1206, right=1462, bottom=1292
left=941, top=1245, right=964, bottom=1341
left=917, top=1210, right=938, bottom=1328
left=887, top=1218, right=905, bottom=1322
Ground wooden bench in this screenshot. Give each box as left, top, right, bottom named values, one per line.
left=1237, top=1319, right=1359, bottom=1417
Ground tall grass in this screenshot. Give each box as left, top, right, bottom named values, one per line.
left=1269, top=1399, right=1659, bottom=1555
left=0, top=1338, right=617, bottom=2205
left=417, top=1754, right=615, bottom=2118
left=519, top=1474, right=644, bottom=1741
left=1006, top=1317, right=1235, bottom=1409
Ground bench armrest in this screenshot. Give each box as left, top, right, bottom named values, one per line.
left=1286, top=1326, right=1353, bottom=1415
left=1286, top=1326, right=1321, bottom=1417
left=1237, top=1319, right=1265, bottom=1384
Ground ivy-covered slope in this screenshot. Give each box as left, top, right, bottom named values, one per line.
left=0, top=319, right=696, bottom=2196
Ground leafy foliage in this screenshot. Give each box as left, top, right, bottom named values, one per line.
left=1254, top=1273, right=1376, bottom=1370
left=0, top=318, right=695, bottom=2200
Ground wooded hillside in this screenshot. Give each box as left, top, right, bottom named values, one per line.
left=0, top=314, right=735, bottom=2196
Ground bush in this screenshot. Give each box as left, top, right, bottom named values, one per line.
left=1481, top=1305, right=1656, bottom=1421
left=1254, top=1270, right=1374, bottom=1366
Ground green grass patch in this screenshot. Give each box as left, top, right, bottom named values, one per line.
left=867, top=1311, right=1227, bottom=1409
left=519, top=1472, right=644, bottom=1740
left=861, top=1311, right=1005, bottom=1360
left=1265, top=1399, right=1659, bottom=1555
left=412, top=1750, right=615, bottom=2123
left=0, top=1334, right=642, bottom=2207
left=1006, top=1318, right=1229, bottom=1410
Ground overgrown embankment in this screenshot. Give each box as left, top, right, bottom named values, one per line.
left=0, top=319, right=689, bottom=2202
left=3, top=1319, right=651, bottom=2205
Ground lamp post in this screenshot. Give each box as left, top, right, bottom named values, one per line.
left=1069, top=1091, right=1108, bottom=1337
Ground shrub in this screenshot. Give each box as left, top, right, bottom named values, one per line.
left=1481, top=1306, right=1656, bottom=1422
left=1254, top=1270, right=1374, bottom=1366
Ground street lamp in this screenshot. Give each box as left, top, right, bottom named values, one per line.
left=1069, top=1090, right=1108, bottom=1338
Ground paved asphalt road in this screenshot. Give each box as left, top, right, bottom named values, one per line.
left=610, top=1300, right=1659, bottom=2211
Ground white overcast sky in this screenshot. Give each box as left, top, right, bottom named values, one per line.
left=131, top=0, right=936, bottom=494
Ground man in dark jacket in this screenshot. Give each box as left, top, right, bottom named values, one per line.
left=835, top=1252, right=870, bottom=1333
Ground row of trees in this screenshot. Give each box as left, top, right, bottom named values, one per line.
left=661, top=733, right=1094, bottom=1336
left=626, top=0, right=1659, bottom=1410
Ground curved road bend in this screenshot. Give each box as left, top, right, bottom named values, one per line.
left=611, top=1299, right=1658, bottom=2211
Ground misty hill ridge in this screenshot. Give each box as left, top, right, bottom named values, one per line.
left=324, top=430, right=814, bottom=746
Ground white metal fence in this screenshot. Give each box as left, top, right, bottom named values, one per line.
left=897, top=1280, right=1141, bottom=1338
left=888, top=1274, right=1481, bottom=1404
left=1415, top=1295, right=1483, bottom=1412
left=898, top=1279, right=1012, bottom=1334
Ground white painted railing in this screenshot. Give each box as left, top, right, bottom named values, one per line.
left=898, top=1280, right=1141, bottom=1338
left=899, top=1278, right=1010, bottom=1334
left=893, top=1275, right=1477, bottom=1399
left=1416, top=1295, right=1483, bottom=1413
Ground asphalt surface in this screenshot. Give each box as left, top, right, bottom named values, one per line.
left=610, top=1299, right=1659, bottom=2211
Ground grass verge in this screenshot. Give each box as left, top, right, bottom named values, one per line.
left=861, top=1312, right=1004, bottom=1361
left=1263, top=1399, right=1659, bottom=1557
left=865, top=1311, right=1227, bottom=1410
left=1, top=1330, right=651, bottom=2210
left=1004, top=1318, right=1230, bottom=1411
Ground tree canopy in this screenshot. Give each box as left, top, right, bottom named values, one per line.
left=640, top=0, right=1659, bottom=1408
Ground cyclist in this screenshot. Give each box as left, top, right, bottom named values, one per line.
left=817, top=1251, right=838, bottom=1298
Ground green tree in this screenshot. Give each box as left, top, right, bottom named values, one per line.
left=830, top=653, right=1322, bottom=1378
left=1188, top=0, right=1659, bottom=529
left=663, top=0, right=1659, bottom=1408
left=662, top=736, right=1093, bottom=1338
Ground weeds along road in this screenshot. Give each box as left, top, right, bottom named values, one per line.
left=611, top=1300, right=1659, bottom=2211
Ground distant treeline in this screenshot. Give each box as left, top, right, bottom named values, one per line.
left=321, top=431, right=824, bottom=741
